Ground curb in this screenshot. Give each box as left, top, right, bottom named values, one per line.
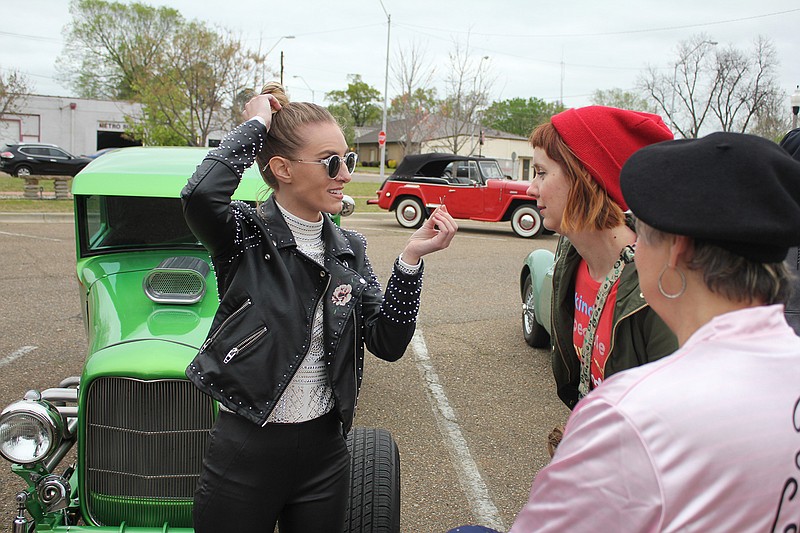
left=0, top=212, right=73, bottom=223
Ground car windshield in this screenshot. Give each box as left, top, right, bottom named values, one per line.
left=479, top=161, right=504, bottom=179
left=76, top=195, right=205, bottom=256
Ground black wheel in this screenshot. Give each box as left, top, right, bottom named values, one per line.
left=14, top=165, right=32, bottom=178
left=522, top=274, right=550, bottom=348
left=394, top=197, right=425, bottom=229
left=511, top=204, right=544, bottom=238
left=344, top=427, right=400, bottom=533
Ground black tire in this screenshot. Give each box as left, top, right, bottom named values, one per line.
left=522, top=274, right=550, bottom=348
left=14, top=165, right=32, bottom=178
left=344, top=427, right=401, bottom=533
left=510, top=204, right=544, bottom=238
left=394, top=197, right=425, bottom=229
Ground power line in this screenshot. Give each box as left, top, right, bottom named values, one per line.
left=397, top=7, right=800, bottom=38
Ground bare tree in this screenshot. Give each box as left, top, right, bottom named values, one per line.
left=639, top=35, right=719, bottom=138
left=590, top=88, right=651, bottom=112
left=710, top=36, right=781, bottom=134
left=639, top=34, right=783, bottom=138
left=389, top=42, right=437, bottom=156
left=0, top=69, right=31, bottom=117
left=436, top=37, right=494, bottom=154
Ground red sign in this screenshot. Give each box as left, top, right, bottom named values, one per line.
left=378, top=131, right=386, bottom=146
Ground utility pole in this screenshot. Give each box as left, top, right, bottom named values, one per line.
left=379, top=0, right=391, bottom=181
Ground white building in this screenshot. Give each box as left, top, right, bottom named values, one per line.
left=0, top=94, right=142, bottom=157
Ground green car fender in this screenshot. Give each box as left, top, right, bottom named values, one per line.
left=521, top=248, right=555, bottom=346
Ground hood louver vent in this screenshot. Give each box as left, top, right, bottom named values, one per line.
left=143, top=257, right=209, bottom=305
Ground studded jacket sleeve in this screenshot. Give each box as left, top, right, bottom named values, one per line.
left=181, top=119, right=266, bottom=258
left=362, top=251, right=424, bottom=362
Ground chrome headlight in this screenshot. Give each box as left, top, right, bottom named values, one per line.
left=0, top=391, right=64, bottom=464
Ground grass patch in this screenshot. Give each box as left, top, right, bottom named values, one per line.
left=0, top=199, right=74, bottom=212
left=0, top=174, right=70, bottom=193
left=344, top=181, right=384, bottom=213
left=0, top=181, right=384, bottom=215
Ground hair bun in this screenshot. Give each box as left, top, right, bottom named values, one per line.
left=260, top=81, right=290, bottom=109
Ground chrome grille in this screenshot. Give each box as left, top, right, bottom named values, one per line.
left=84, top=377, right=214, bottom=527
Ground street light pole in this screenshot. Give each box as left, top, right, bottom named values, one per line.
left=477, top=56, right=489, bottom=157
left=791, top=85, right=800, bottom=130
left=264, top=35, right=294, bottom=86
left=292, top=75, right=315, bottom=103
left=669, top=39, right=717, bottom=135
left=378, top=0, right=391, bottom=181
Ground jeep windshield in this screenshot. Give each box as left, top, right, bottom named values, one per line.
left=76, top=195, right=208, bottom=256
left=479, top=160, right=504, bottom=180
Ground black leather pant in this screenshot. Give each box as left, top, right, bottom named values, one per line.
left=193, top=409, right=351, bottom=533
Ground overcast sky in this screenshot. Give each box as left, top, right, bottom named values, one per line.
left=4, top=0, right=800, bottom=118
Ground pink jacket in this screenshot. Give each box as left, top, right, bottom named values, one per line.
left=511, top=305, right=800, bottom=532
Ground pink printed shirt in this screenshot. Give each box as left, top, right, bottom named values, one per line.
left=511, top=305, right=800, bottom=532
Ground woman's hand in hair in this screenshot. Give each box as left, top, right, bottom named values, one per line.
left=401, top=205, right=458, bottom=264
left=242, top=94, right=282, bottom=130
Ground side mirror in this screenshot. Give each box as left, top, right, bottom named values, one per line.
left=340, top=194, right=355, bottom=217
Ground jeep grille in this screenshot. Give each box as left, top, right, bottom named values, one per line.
left=84, top=377, right=214, bottom=527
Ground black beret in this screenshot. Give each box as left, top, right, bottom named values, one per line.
left=780, top=128, right=800, bottom=161
left=620, top=132, right=800, bottom=263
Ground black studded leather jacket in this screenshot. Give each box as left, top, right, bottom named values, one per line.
left=181, top=120, right=423, bottom=433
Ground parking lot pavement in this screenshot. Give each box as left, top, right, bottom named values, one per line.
left=0, top=215, right=568, bottom=531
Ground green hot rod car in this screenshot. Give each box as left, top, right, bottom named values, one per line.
left=0, top=147, right=400, bottom=532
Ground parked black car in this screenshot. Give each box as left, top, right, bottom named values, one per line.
left=0, top=142, right=92, bottom=177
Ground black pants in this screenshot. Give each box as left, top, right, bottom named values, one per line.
left=193, top=409, right=351, bottom=533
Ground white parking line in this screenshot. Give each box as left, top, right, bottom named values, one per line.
left=0, top=230, right=63, bottom=242
left=0, top=346, right=38, bottom=369
left=411, top=330, right=505, bottom=531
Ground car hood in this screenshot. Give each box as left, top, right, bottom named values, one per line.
left=78, top=252, right=217, bottom=355
left=489, top=179, right=532, bottom=194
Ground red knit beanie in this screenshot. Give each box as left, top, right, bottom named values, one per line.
left=551, top=106, right=673, bottom=210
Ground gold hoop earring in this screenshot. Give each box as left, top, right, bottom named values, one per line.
left=658, top=265, right=686, bottom=299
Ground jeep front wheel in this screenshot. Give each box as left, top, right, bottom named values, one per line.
left=511, top=204, right=544, bottom=238
left=395, top=197, right=425, bottom=229
left=345, top=427, right=401, bottom=533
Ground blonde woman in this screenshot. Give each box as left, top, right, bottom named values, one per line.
left=182, top=83, right=457, bottom=532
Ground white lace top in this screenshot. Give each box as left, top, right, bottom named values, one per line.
left=266, top=202, right=335, bottom=423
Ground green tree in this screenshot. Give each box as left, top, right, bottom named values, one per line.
left=325, top=74, right=382, bottom=127
left=61, top=0, right=183, bottom=99
left=481, top=97, right=565, bottom=137
left=129, top=23, right=262, bottom=146
left=62, top=0, right=264, bottom=146
left=590, top=88, right=650, bottom=112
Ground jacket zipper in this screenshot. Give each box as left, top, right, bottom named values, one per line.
left=601, top=302, right=647, bottom=378
left=223, top=326, right=268, bottom=364
left=351, top=311, right=359, bottom=419
left=551, top=239, right=572, bottom=381
left=201, top=298, right=252, bottom=353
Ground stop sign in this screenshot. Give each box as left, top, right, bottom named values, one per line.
left=378, top=131, right=386, bottom=146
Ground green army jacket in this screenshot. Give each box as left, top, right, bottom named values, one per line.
left=550, top=236, right=678, bottom=409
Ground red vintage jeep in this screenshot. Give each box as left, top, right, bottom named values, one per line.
left=367, top=153, right=543, bottom=238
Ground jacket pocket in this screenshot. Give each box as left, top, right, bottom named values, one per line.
left=200, top=298, right=252, bottom=353
left=223, top=326, right=268, bottom=364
